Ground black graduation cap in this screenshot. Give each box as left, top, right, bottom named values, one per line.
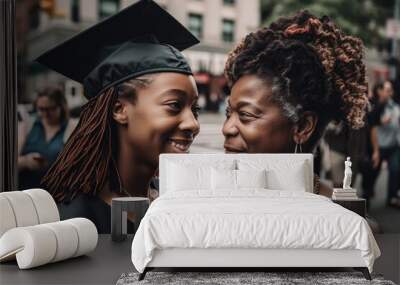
left=36, top=0, right=199, bottom=99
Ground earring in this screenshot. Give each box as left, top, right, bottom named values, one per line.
left=294, top=143, right=303, bottom=154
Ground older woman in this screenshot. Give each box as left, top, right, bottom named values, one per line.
left=222, top=10, right=369, bottom=198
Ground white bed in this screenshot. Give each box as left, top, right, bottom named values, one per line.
left=131, top=154, right=380, bottom=280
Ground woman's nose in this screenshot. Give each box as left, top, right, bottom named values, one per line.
left=222, top=115, right=239, bottom=137
left=179, top=109, right=200, bottom=136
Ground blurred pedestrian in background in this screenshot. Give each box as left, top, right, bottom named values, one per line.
left=376, top=81, right=400, bottom=208
left=361, top=80, right=400, bottom=208
left=18, top=87, right=75, bottom=189
left=360, top=82, right=384, bottom=207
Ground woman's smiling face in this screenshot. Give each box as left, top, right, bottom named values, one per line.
left=222, top=75, right=295, bottom=154
left=118, top=73, right=200, bottom=166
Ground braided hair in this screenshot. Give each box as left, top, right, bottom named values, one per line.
left=41, top=77, right=151, bottom=202
left=225, top=10, right=369, bottom=149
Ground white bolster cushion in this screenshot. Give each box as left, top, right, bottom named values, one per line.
left=0, top=226, right=57, bottom=268
left=41, top=221, right=79, bottom=262
left=0, top=189, right=60, bottom=238
left=0, top=218, right=98, bottom=269
left=23, top=189, right=60, bottom=224
left=0, top=191, right=39, bottom=227
left=0, top=196, right=17, bottom=237
left=65, top=218, right=98, bottom=257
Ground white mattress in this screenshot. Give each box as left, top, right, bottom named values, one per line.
left=131, top=190, right=380, bottom=273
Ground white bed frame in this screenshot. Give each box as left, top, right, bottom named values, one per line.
left=140, top=154, right=370, bottom=280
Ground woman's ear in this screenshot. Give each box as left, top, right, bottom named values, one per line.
left=293, top=111, right=318, bottom=144
left=112, top=99, right=128, bottom=125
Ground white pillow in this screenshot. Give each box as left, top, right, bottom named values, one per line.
left=211, top=168, right=268, bottom=191
left=236, top=169, right=267, bottom=189
left=167, top=162, right=211, bottom=191
left=268, top=162, right=306, bottom=191
left=238, top=160, right=307, bottom=191
left=211, top=168, right=236, bottom=190
left=166, top=159, right=236, bottom=192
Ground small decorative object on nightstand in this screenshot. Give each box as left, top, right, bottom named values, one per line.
left=332, top=157, right=358, bottom=200
left=111, top=197, right=149, bottom=242
left=332, top=157, right=366, bottom=217
left=342, top=156, right=352, bottom=190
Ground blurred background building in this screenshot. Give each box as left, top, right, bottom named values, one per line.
left=17, top=0, right=260, bottom=113
left=16, top=1, right=399, bottom=106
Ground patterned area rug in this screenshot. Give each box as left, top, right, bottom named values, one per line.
left=116, top=271, right=396, bottom=285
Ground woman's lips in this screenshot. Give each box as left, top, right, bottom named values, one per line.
left=224, top=144, right=246, bottom=153
left=168, top=138, right=193, bottom=153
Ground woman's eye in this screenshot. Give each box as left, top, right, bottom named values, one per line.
left=225, top=108, right=231, bottom=118
left=167, top=102, right=181, bottom=111
left=239, top=111, right=252, bottom=117
left=192, top=105, right=201, bottom=118
left=239, top=111, right=256, bottom=121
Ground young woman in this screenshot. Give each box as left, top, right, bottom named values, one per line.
left=222, top=10, right=369, bottom=198
left=38, top=1, right=200, bottom=233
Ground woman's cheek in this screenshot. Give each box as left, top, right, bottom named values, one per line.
left=154, top=112, right=181, bottom=133
left=241, top=120, right=265, bottom=138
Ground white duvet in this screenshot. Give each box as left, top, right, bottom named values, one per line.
left=131, top=190, right=380, bottom=273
